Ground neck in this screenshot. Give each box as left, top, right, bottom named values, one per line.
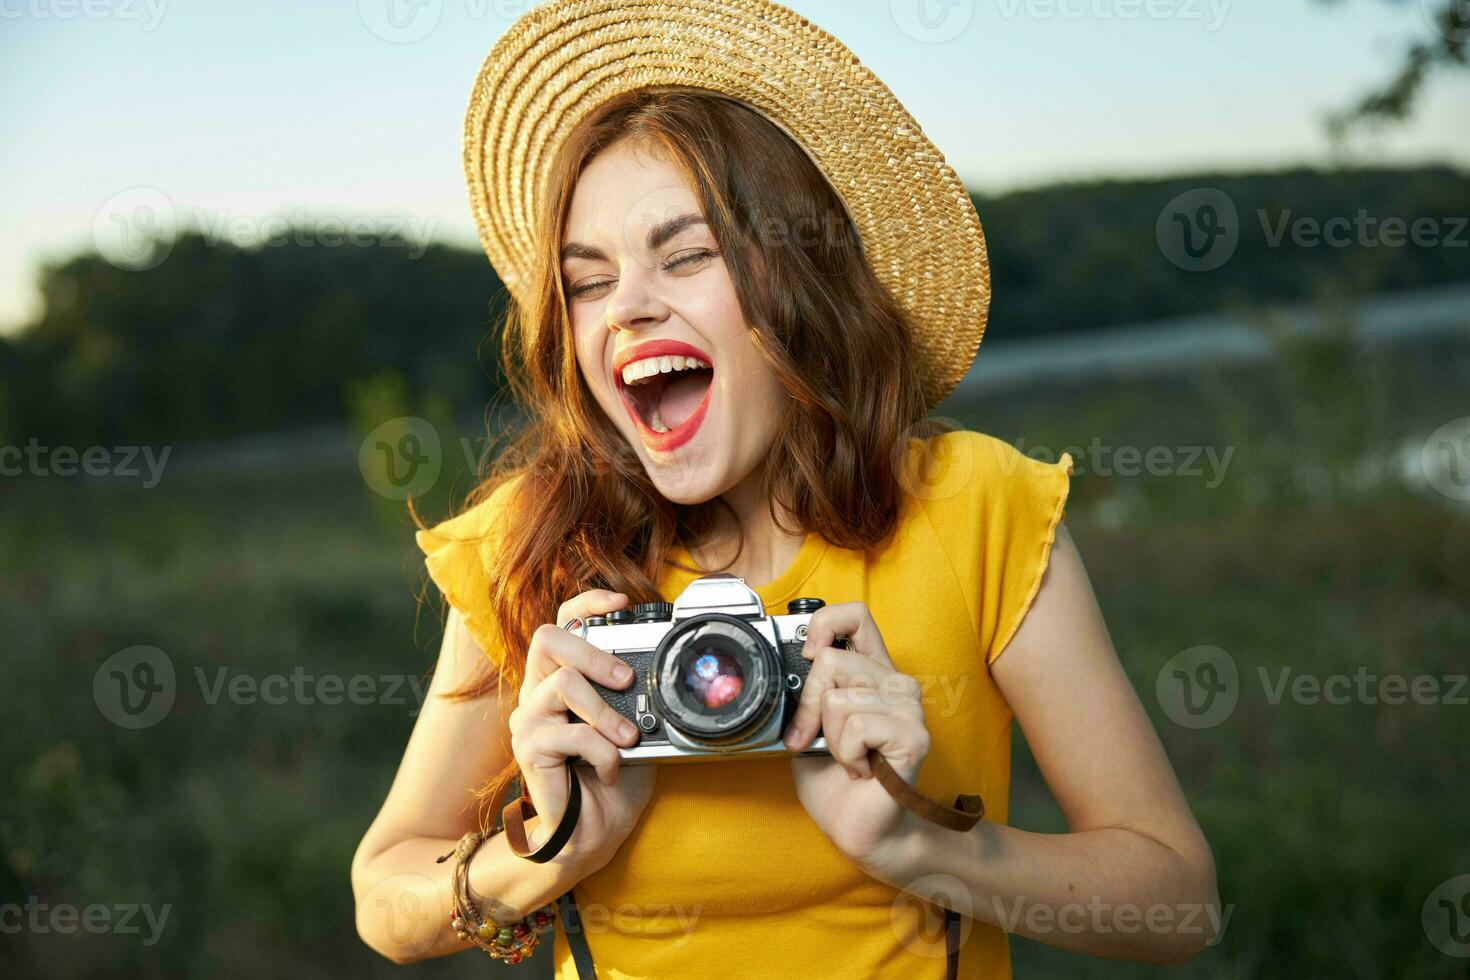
left=687, top=461, right=806, bottom=588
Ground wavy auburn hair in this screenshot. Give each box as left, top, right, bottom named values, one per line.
left=425, top=86, right=952, bottom=814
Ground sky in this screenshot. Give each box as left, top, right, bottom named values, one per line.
left=1, top=0, right=1467, bottom=332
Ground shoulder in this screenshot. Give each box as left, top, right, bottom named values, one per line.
left=901, top=429, right=1075, bottom=665
left=903, top=429, right=1073, bottom=521
left=414, top=472, right=530, bottom=662
left=414, top=472, right=528, bottom=557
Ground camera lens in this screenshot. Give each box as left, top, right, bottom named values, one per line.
left=680, top=648, right=745, bottom=709
left=650, top=616, right=779, bottom=742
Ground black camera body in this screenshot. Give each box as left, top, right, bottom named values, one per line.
left=569, top=574, right=834, bottom=763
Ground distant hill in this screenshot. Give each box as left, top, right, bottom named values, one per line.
left=1, top=165, right=1465, bottom=445
left=975, top=164, right=1470, bottom=338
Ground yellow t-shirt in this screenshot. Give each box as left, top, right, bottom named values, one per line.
left=416, top=430, right=1073, bottom=979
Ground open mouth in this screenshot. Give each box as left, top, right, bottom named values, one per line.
left=615, top=346, right=715, bottom=451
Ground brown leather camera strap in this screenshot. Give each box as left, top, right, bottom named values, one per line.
left=868, top=748, right=985, bottom=831
left=521, top=755, right=981, bottom=977
left=502, top=763, right=582, bottom=863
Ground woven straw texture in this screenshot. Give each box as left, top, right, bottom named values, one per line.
left=464, top=0, right=990, bottom=408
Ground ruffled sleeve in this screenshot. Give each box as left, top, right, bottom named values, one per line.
left=908, top=430, right=1074, bottom=667
left=414, top=476, right=524, bottom=667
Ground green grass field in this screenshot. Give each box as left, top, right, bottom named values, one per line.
left=4, top=328, right=1468, bottom=978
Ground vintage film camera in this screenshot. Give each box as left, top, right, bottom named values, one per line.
left=568, top=574, right=837, bottom=763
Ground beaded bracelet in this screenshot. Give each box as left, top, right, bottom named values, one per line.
left=437, top=830, right=557, bottom=964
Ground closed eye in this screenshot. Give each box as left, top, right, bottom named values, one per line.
left=566, top=248, right=722, bottom=300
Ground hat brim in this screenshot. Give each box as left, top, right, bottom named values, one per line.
left=464, top=0, right=989, bottom=409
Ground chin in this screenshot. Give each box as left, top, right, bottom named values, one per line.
left=639, top=452, right=728, bottom=506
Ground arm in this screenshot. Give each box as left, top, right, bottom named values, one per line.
left=350, top=609, right=577, bottom=963
left=876, top=522, right=1221, bottom=963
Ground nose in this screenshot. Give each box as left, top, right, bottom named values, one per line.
left=604, top=260, right=670, bottom=334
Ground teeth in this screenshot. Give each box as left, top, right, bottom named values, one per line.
left=620, top=354, right=711, bottom=387
left=649, top=408, right=670, bottom=433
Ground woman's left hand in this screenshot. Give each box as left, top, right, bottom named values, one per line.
left=784, top=601, right=930, bottom=872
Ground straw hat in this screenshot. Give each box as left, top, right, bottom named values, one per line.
left=463, top=0, right=990, bottom=409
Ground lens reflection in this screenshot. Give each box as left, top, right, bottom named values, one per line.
left=682, top=648, right=744, bottom=709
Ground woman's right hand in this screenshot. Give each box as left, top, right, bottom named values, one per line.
left=507, top=589, right=656, bottom=876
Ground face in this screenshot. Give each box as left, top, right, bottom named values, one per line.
left=560, top=140, right=788, bottom=506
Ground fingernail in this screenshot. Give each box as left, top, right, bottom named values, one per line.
left=847, top=767, right=860, bottom=780
left=783, top=725, right=802, bottom=748
left=614, top=664, right=633, bottom=685
left=619, top=720, right=637, bottom=740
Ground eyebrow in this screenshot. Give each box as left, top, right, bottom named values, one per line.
left=560, top=212, right=707, bottom=263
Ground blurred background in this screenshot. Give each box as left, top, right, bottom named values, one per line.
left=2, top=1, right=1468, bottom=977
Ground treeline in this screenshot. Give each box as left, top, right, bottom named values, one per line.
left=1, top=165, right=1465, bottom=446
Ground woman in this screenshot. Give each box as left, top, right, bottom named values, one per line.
left=352, top=1, right=1219, bottom=976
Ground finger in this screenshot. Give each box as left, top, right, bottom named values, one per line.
left=524, top=621, right=635, bottom=692
left=803, top=601, right=894, bottom=668
left=521, top=665, right=640, bottom=748
left=557, top=589, right=629, bottom=630
left=832, top=711, right=927, bottom=781
left=784, top=648, right=884, bottom=752
left=518, top=723, right=624, bottom=788
left=815, top=687, right=866, bottom=778
left=819, top=685, right=925, bottom=776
